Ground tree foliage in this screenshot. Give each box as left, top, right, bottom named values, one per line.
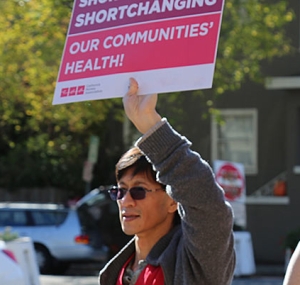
left=216, top=0, right=294, bottom=94
left=0, top=0, right=124, bottom=193
left=0, top=0, right=295, bottom=194
left=159, top=0, right=294, bottom=125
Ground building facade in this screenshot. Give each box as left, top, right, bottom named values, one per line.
left=166, top=0, right=300, bottom=264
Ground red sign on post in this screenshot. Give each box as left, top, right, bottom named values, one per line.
left=53, top=0, right=225, bottom=105
left=214, top=160, right=246, bottom=202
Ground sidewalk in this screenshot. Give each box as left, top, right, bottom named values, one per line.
left=40, top=275, right=97, bottom=285
left=39, top=275, right=284, bottom=285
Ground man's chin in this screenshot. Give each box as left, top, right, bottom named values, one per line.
left=121, top=225, right=137, bottom=236
left=122, top=229, right=135, bottom=236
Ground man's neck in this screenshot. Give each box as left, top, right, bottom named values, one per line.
left=132, top=217, right=175, bottom=270
left=134, top=236, right=153, bottom=262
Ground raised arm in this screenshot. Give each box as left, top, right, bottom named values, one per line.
left=123, top=78, right=235, bottom=284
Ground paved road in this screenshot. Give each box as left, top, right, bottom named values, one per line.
left=40, top=275, right=284, bottom=285
left=39, top=262, right=284, bottom=285
left=40, top=275, right=98, bottom=285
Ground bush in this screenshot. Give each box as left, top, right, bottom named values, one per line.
left=0, top=227, right=19, bottom=242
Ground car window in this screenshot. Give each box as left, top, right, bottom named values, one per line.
left=31, top=210, right=68, bottom=226
left=0, top=210, right=27, bottom=226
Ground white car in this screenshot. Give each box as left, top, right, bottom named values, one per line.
left=0, top=240, right=26, bottom=285
left=0, top=188, right=131, bottom=274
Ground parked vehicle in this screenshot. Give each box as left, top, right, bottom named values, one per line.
left=0, top=188, right=131, bottom=274
left=0, top=240, right=26, bottom=285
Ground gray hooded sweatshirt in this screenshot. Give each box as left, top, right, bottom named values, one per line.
left=99, top=119, right=235, bottom=285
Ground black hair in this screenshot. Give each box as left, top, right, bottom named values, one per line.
left=116, top=147, right=160, bottom=185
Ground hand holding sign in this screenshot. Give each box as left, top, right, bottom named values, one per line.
left=123, top=78, right=161, bottom=134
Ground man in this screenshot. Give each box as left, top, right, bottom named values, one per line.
left=99, top=78, right=235, bottom=285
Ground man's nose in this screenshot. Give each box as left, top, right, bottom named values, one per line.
left=119, top=190, right=135, bottom=206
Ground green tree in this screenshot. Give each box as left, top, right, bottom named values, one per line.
left=0, top=0, right=295, bottom=194
left=0, top=0, right=124, bottom=194
left=216, top=0, right=293, bottom=94
left=159, top=0, right=294, bottom=126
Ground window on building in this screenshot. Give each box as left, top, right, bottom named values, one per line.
left=211, top=109, right=258, bottom=175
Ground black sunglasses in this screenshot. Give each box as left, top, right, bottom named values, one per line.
left=108, top=186, right=163, bottom=201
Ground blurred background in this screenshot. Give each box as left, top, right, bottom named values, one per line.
left=0, top=0, right=300, bottom=284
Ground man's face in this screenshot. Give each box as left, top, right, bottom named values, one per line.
left=117, top=168, right=177, bottom=239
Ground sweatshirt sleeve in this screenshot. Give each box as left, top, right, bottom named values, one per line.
left=136, top=118, right=235, bottom=285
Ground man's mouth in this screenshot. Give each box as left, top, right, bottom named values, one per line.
left=122, top=213, right=140, bottom=221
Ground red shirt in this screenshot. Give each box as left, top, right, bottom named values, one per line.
left=116, top=256, right=164, bottom=285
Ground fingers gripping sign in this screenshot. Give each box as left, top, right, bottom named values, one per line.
left=123, top=78, right=161, bottom=134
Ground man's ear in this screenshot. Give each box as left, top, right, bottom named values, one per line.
left=168, top=199, right=178, bottom=214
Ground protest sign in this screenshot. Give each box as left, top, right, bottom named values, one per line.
left=53, top=0, right=225, bottom=105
